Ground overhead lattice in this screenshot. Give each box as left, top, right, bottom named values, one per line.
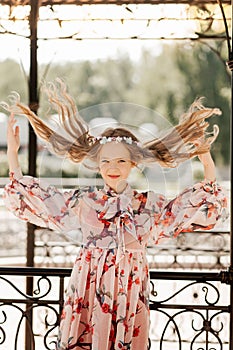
left=0, top=1, right=231, bottom=41
left=0, top=0, right=231, bottom=4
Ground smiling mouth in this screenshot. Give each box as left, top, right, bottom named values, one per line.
left=108, top=175, right=120, bottom=179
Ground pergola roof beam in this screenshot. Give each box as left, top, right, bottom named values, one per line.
left=0, top=0, right=231, bottom=5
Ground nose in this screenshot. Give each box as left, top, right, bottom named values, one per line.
left=109, top=160, right=119, bottom=168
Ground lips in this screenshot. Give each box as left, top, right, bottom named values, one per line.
left=108, top=175, right=120, bottom=179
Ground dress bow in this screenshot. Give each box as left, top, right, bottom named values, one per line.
left=98, top=186, right=137, bottom=263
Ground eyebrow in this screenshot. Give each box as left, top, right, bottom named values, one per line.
left=99, top=157, right=129, bottom=161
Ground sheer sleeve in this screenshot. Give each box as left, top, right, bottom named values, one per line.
left=149, top=180, right=228, bottom=244
left=3, top=168, right=82, bottom=232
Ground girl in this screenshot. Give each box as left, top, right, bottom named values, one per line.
left=2, top=80, right=228, bottom=350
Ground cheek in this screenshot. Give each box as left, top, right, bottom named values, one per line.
left=99, top=166, right=107, bottom=178
left=99, top=167, right=104, bottom=176
left=123, top=165, right=133, bottom=175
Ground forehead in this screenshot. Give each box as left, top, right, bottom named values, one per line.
left=99, top=142, right=131, bottom=159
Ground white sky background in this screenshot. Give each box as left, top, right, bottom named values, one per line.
left=0, top=3, right=229, bottom=67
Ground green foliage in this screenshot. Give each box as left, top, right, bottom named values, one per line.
left=0, top=59, right=28, bottom=102
left=173, top=42, right=230, bottom=165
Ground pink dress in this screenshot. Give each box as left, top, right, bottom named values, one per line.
left=3, top=168, right=228, bottom=350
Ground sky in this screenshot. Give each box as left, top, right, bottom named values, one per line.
left=0, top=35, right=163, bottom=66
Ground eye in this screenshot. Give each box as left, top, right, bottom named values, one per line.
left=101, top=159, right=109, bottom=164
left=118, top=159, right=126, bottom=163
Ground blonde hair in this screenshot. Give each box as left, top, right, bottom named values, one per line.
left=1, top=78, right=221, bottom=168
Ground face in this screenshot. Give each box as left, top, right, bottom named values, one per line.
left=98, top=142, right=135, bottom=193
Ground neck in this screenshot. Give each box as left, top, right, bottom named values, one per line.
left=107, top=181, right=128, bottom=194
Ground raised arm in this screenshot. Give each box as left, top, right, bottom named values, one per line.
left=4, top=113, right=82, bottom=232
left=7, top=113, right=20, bottom=172
left=198, top=151, right=216, bottom=182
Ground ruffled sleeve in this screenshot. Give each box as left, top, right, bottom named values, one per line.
left=149, top=180, right=228, bottom=244
left=3, top=168, right=83, bottom=232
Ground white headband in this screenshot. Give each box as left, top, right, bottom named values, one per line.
left=95, top=136, right=141, bottom=146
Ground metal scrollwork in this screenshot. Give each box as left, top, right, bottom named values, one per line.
left=0, top=303, right=59, bottom=349
left=201, top=284, right=220, bottom=306
left=190, top=312, right=225, bottom=350
left=151, top=308, right=227, bottom=350
left=33, top=305, right=59, bottom=350
left=0, top=270, right=66, bottom=349
left=150, top=281, right=220, bottom=306
left=149, top=275, right=229, bottom=349
left=33, top=276, right=52, bottom=299
left=0, top=310, right=6, bottom=345
left=0, top=275, right=52, bottom=300
left=0, top=267, right=230, bottom=349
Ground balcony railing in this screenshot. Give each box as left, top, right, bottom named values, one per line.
left=0, top=266, right=231, bottom=350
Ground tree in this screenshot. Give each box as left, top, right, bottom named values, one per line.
left=0, top=59, right=28, bottom=101
left=174, top=41, right=230, bottom=165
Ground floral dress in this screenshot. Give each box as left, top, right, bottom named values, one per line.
left=3, top=168, right=228, bottom=350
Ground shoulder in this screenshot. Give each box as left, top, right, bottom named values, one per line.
left=81, top=186, right=108, bottom=209
left=64, top=185, right=95, bottom=204
left=135, top=190, right=166, bottom=209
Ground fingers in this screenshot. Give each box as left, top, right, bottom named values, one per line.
left=8, top=113, right=18, bottom=132
left=8, top=113, right=15, bottom=127
left=7, top=113, right=20, bottom=153
left=9, top=112, right=16, bottom=125
left=14, top=125, right=19, bottom=137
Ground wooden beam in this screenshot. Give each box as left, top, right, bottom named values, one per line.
left=0, top=0, right=231, bottom=5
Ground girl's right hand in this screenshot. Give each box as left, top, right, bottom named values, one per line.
left=7, top=113, right=20, bottom=154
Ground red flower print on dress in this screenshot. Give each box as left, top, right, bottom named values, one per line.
left=109, top=329, right=115, bottom=342
left=103, top=263, right=109, bottom=272
left=86, top=272, right=91, bottom=290
left=128, top=276, right=133, bottom=290
left=85, top=323, right=92, bottom=333
left=85, top=251, right=92, bottom=263
left=60, top=309, right=66, bottom=320
left=100, top=219, right=111, bottom=227
left=137, top=193, right=147, bottom=204
left=74, top=297, right=83, bottom=314
left=123, top=320, right=129, bottom=332
left=96, top=196, right=107, bottom=206
left=98, top=211, right=106, bottom=219
left=102, top=194, right=108, bottom=201
left=101, top=303, right=110, bottom=313
left=120, top=269, right=125, bottom=277
left=138, top=235, right=142, bottom=243
left=111, top=255, right=116, bottom=264
left=133, top=326, right=140, bottom=337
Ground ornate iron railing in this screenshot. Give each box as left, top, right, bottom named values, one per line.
left=0, top=266, right=231, bottom=350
